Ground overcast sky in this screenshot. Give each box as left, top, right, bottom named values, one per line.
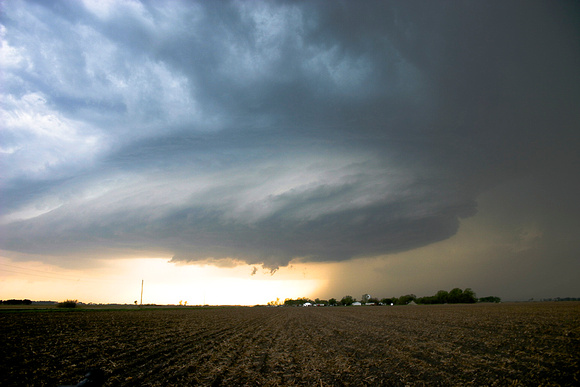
left=1, top=0, right=579, bottom=303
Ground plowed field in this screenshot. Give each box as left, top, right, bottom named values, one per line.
left=1, top=302, right=578, bottom=386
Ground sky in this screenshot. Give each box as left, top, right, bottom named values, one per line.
left=1, top=0, right=579, bottom=305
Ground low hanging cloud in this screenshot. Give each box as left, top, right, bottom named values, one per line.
left=1, top=1, right=578, bottom=271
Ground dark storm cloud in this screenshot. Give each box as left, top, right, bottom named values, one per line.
left=1, top=1, right=579, bottom=270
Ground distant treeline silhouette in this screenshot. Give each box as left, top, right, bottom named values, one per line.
left=1, top=299, right=32, bottom=305
left=540, top=297, right=580, bottom=302
left=277, top=288, right=504, bottom=306
left=0, top=299, right=79, bottom=307
left=57, top=299, right=78, bottom=308
left=415, top=288, right=479, bottom=304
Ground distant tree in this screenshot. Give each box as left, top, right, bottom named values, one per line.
left=57, top=299, right=77, bottom=308
left=435, top=290, right=449, bottom=304
left=267, top=297, right=281, bottom=306
left=414, top=288, right=478, bottom=304
left=328, top=298, right=338, bottom=306
left=396, top=294, right=416, bottom=305
left=341, top=295, right=355, bottom=306
left=461, top=288, right=477, bottom=303
left=2, top=299, right=32, bottom=305
left=479, top=296, right=501, bottom=303
left=447, top=288, right=464, bottom=304
left=380, top=298, right=395, bottom=305
left=417, top=295, right=438, bottom=304
left=283, top=297, right=312, bottom=307
left=284, top=298, right=300, bottom=307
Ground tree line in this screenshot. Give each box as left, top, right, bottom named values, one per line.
left=273, top=288, right=501, bottom=307
left=0, top=299, right=33, bottom=305
left=0, top=299, right=79, bottom=308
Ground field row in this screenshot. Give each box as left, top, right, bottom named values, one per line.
left=1, top=302, right=578, bottom=386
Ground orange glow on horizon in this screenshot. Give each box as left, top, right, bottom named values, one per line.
left=0, top=256, right=325, bottom=305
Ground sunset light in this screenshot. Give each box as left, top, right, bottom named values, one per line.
left=0, top=256, right=323, bottom=305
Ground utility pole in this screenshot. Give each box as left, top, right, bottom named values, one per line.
left=140, top=279, right=144, bottom=305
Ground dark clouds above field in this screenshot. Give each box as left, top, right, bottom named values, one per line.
left=1, top=0, right=579, bottom=272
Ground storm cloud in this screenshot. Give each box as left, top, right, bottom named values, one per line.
left=1, top=1, right=579, bottom=271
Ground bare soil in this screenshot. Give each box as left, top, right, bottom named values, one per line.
left=1, top=302, right=578, bottom=386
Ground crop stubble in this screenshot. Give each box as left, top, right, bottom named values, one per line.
left=0, top=302, right=578, bottom=386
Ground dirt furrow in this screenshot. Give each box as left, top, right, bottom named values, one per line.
left=1, top=303, right=578, bottom=386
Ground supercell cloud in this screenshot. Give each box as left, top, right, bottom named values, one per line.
left=1, top=1, right=579, bottom=270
